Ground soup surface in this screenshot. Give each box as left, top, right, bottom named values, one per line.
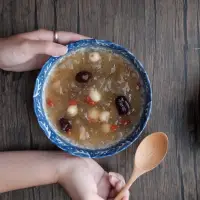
left=45, top=48, right=144, bottom=148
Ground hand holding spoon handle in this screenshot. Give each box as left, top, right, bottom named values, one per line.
left=114, top=168, right=142, bottom=200
left=114, top=132, right=168, bottom=200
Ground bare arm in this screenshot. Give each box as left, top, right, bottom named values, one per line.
left=0, top=151, right=129, bottom=200
left=0, top=151, right=67, bottom=193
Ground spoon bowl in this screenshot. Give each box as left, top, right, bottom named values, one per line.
left=114, top=132, right=168, bottom=200
left=135, top=132, right=168, bottom=171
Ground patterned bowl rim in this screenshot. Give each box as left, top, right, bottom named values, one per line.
left=33, top=39, right=152, bottom=158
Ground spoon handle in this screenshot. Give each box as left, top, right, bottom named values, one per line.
left=114, top=172, right=139, bottom=200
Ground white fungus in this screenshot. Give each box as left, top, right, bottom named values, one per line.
left=79, top=126, right=89, bottom=140
left=88, top=108, right=100, bottom=120
left=101, top=124, right=111, bottom=133
left=99, top=111, right=110, bottom=122
left=89, top=88, right=101, bottom=102
left=67, top=105, right=78, bottom=117
left=52, top=80, right=63, bottom=94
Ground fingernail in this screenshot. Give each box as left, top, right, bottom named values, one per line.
left=59, top=46, right=68, bottom=55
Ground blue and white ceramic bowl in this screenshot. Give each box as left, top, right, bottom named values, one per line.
left=33, top=39, right=152, bottom=158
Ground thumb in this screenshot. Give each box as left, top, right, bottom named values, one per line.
left=27, top=40, right=67, bottom=56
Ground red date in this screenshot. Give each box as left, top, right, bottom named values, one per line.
left=115, top=96, right=131, bottom=115
left=59, top=118, right=72, bottom=133
left=75, top=71, right=92, bottom=83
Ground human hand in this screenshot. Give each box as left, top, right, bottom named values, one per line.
left=0, top=29, right=88, bottom=72
left=58, top=156, right=129, bottom=200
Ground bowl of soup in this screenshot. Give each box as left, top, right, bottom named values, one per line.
left=33, top=39, right=152, bottom=158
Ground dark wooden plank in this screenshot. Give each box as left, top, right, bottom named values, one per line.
left=36, top=0, right=55, bottom=30
left=0, top=0, right=39, bottom=200
left=144, top=0, right=198, bottom=199
left=79, top=0, right=117, bottom=40
left=0, top=0, right=13, bottom=37
left=146, top=0, right=183, bottom=199
left=184, top=1, right=200, bottom=199
left=56, top=0, right=78, bottom=32
left=195, top=1, right=200, bottom=198
left=172, top=1, right=200, bottom=199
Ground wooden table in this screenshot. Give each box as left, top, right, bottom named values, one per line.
left=0, top=0, right=200, bottom=199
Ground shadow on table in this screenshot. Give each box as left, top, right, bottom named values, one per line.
left=186, top=84, right=200, bottom=146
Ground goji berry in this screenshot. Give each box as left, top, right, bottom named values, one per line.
left=46, top=99, right=54, bottom=107
left=111, top=125, right=118, bottom=132
left=120, top=119, right=131, bottom=126
left=68, top=100, right=77, bottom=106
left=85, top=96, right=96, bottom=105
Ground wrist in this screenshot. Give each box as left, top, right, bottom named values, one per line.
left=55, top=153, right=72, bottom=183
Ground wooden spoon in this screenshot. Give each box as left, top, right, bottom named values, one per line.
left=114, top=132, right=168, bottom=200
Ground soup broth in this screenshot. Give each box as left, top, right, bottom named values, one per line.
left=45, top=48, right=144, bottom=148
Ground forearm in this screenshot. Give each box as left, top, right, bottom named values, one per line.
left=0, top=151, right=68, bottom=193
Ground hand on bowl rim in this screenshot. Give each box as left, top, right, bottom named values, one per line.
left=0, top=29, right=89, bottom=72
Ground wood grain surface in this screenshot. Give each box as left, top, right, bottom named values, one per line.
left=0, top=0, right=200, bottom=199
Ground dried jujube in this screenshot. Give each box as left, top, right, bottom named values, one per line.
left=75, top=71, right=92, bottom=83
left=59, top=118, right=72, bottom=133
left=115, top=96, right=131, bottom=115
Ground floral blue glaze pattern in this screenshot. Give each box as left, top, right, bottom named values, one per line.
left=33, top=39, right=152, bottom=158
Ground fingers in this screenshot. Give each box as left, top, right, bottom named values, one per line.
left=109, top=172, right=125, bottom=186
left=25, top=40, right=67, bottom=56
left=56, top=31, right=90, bottom=44
left=17, top=29, right=90, bottom=57
left=17, top=29, right=54, bottom=41
left=19, top=29, right=90, bottom=44
left=108, top=172, right=130, bottom=200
